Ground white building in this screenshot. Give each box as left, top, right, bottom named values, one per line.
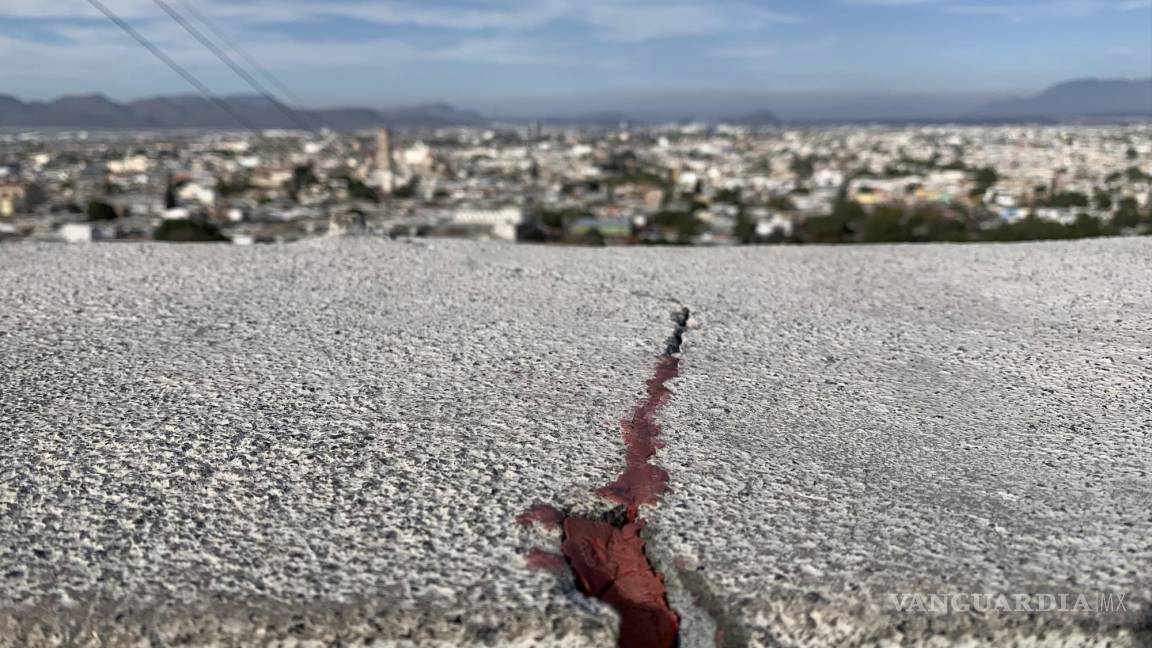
left=451, top=206, right=523, bottom=241
left=59, top=223, right=94, bottom=244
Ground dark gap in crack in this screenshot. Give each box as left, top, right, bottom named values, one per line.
left=518, top=309, right=692, bottom=648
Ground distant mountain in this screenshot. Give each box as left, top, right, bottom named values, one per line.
left=972, top=78, right=1152, bottom=119
left=128, top=95, right=389, bottom=130
left=724, top=110, right=779, bottom=126
left=378, top=102, right=487, bottom=127
left=5, top=80, right=1150, bottom=130
left=0, top=93, right=488, bottom=130
left=0, top=93, right=155, bottom=128
left=529, top=111, right=637, bottom=126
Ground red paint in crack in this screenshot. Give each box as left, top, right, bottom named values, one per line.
left=596, top=355, right=680, bottom=522
left=520, top=324, right=688, bottom=648
left=517, top=503, right=565, bottom=530
left=525, top=549, right=569, bottom=573
left=562, top=517, right=679, bottom=648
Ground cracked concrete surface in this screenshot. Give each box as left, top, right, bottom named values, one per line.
left=653, top=240, right=1152, bottom=647
left=1, top=238, right=1149, bottom=646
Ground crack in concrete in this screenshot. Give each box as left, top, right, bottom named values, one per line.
left=519, top=308, right=692, bottom=648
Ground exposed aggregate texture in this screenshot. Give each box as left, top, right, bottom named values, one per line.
left=1, top=237, right=1148, bottom=646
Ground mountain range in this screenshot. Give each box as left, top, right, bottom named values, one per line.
left=971, top=78, right=1152, bottom=119
left=0, top=78, right=1148, bottom=130
left=0, top=94, right=485, bottom=130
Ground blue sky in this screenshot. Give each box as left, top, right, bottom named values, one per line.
left=1, top=0, right=1149, bottom=114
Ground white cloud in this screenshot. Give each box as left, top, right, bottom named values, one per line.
left=848, top=0, right=1151, bottom=17
left=0, top=19, right=586, bottom=78
left=2, top=0, right=803, bottom=43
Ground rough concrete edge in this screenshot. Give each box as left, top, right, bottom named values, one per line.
left=0, top=594, right=620, bottom=648
left=643, top=578, right=1152, bottom=648
left=742, top=588, right=1152, bottom=647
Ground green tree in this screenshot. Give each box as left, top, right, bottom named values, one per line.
left=164, top=183, right=179, bottom=209
left=217, top=177, right=250, bottom=197
left=798, top=200, right=866, bottom=243
left=767, top=195, right=796, bottom=210
left=288, top=165, right=319, bottom=200
left=1112, top=197, right=1143, bottom=229
left=86, top=200, right=118, bottom=222
left=983, top=217, right=1077, bottom=242
left=650, top=210, right=706, bottom=242
left=790, top=155, right=815, bottom=180
left=860, top=206, right=906, bottom=243
left=154, top=219, right=229, bottom=243
left=392, top=179, right=419, bottom=199
left=1043, top=191, right=1090, bottom=208
left=24, top=183, right=47, bottom=210
left=346, top=178, right=380, bottom=203
left=713, top=187, right=743, bottom=204
left=538, top=207, right=586, bottom=230
left=584, top=227, right=606, bottom=247
left=971, top=166, right=999, bottom=194
left=1126, top=166, right=1151, bottom=182
left=734, top=211, right=757, bottom=244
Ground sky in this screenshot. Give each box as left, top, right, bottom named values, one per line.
left=1, top=0, right=1150, bottom=116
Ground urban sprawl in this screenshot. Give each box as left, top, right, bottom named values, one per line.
left=1, top=123, right=1150, bottom=246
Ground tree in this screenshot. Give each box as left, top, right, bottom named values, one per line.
left=913, top=208, right=968, bottom=242
left=23, top=183, right=47, bottom=210
left=217, top=177, right=250, bottom=197
left=346, top=177, right=380, bottom=203
left=798, top=200, right=865, bottom=244
left=538, top=207, right=586, bottom=230
left=971, top=166, right=999, bottom=194
left=1071, top=213, right=1106, bottom=238
left=392, top=178, right=419, bottom=199
left=154, top=219, right=229, bottom=243
left=288, top=164, right=319, bottom=199
left=164, top=182, right=179, bottom=209
left=86, top=200, right=118, bottom=222
left=734, top=211, right=757, bottom=244
left=860, top=205, right=907, bottom=243
left=650, top=210, right=706, bottom=242
left=1126, top=166, right=1151, bottom=182
left=713, top=187, right=742, bottom=204
left=1112, top=197, right=1143, bottom=229
left=983, top=217, right=1078, bottom=242
left=790, top=155, right=815, bottom=180
left=767, top=195, right=796, bottom=210
left=1043, top=191, right=1089, bottom=208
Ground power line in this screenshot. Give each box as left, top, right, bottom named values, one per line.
left=172, top=0, right=309, bottom=110
left=149, top=0, right=315, bottom=132
left=83, top=0, right=257, bottom=131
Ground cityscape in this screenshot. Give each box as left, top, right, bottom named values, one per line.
left=2, top=121, right=1150, bottom=246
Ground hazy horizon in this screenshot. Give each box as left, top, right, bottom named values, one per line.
left=2, top=0, right=1149, bottom=116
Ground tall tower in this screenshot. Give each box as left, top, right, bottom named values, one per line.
left=375, top=128, right=395, bottom=175
left=374, top=127, right=396, bottom=193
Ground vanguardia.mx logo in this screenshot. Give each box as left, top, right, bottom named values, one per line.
left=884, top=592, right=1132, bottom=614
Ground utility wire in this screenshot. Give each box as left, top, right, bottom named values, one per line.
left=172, top=0, right=309, bottom=111
left=84, top=0, right=257, bottom=131
left=149, top=0, right=315, bottom=132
